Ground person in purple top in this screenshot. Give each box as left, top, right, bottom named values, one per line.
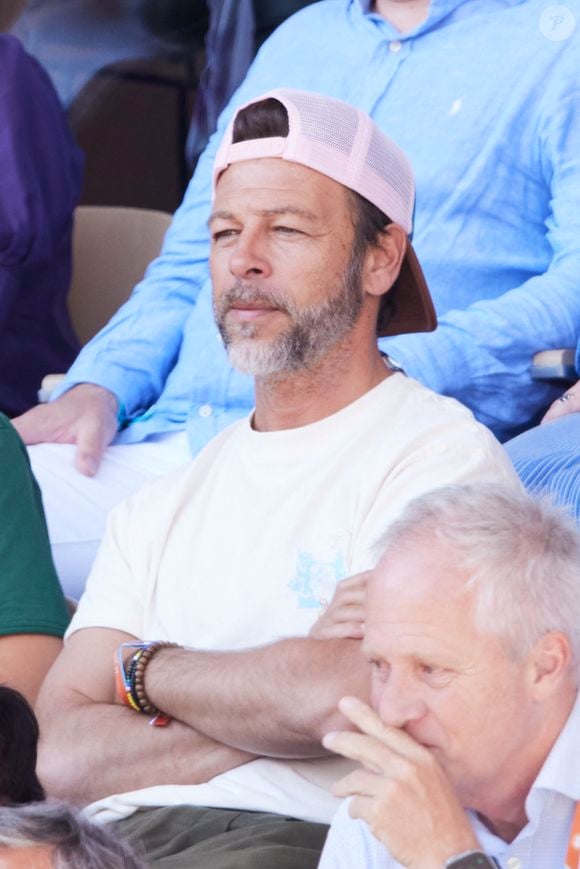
left=0, top=34, right=82, bottom=417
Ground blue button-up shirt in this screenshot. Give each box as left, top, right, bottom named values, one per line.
left=60, top=0, right=580, bottom=445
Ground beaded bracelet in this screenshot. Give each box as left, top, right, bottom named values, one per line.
left=115, top=641, right=180, bottom=727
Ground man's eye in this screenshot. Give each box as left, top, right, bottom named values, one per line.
left=212, top=229, right=238, bottom=241
left=370, top=659, right=390, bottom=680
left=273, top=225, right=301, bottom=235
left=419, top=664, right=450, bottom=684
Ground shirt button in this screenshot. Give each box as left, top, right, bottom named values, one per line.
left=198, top=404, right=213, bottom=418
left=389, top=40, right=402, bottom=53
left=506, top=858, right=522, bottom=869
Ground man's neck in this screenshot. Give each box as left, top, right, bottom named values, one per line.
left=252, top=337, right=390, bottom=432
left=373, top=0, right=431, bottom=33
left=470, top=690, right=577, bottom=844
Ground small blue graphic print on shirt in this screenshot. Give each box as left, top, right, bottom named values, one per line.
left=289, top=550, right=348, bottom=609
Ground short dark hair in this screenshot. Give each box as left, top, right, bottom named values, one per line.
left=232, top=96, right=290, bottom=143
left=231, top=97, right=395, bottom=331
left=0, top=687, right=44, bottom=806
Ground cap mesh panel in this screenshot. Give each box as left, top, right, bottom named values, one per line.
left=366, top=127, right=413, bottom=202
left=289, top=91, right=357, bottom=154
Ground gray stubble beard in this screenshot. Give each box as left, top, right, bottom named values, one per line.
left=214, top=248, right=365, bottom=378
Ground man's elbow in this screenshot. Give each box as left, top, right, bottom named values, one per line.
left=299, top=642, right=371, bottom=746
left=311, top=693, right=367, bottom=746
left=318, top=659, right=370, bottom=738
left=36, top=734, right=90, bottom=805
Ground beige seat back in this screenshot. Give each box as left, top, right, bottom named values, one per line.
left=68, top=205, right=172, bottom=345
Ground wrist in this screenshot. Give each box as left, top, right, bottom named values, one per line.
left=444, top=851, right=499, bottom=868
left=77, top=381, right=118, bottom=403
left=144, top=644, right=186, bottom=712
left=76, top=383, right=125, bottom=428
left=425, top=832, right=481, bottom=869
left=115, top=641, right=182, bottom=726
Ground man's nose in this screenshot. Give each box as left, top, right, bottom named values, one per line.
left=229, top=230, right=272, bottom=280
left=374, top=675, right=427, bottom=729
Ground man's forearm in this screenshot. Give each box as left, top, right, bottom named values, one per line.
left=145, top=637, right=370, bottom=757
left=38, top=701, right=254, bottom=806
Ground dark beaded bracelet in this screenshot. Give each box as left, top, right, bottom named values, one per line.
left=118, top=641, right=181, bottom=726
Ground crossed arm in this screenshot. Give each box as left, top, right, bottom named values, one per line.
left=144, top=634, right=369, bottom=757
left=0, top=634, right=63, bottom=706
left=36, top=627, right=254, bottom=805
left=36, top=624, right=370, bottom=805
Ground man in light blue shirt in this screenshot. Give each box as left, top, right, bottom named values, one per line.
left=507, top=339, right=580, bottom=523
left=15, top=0, right=580, bottom=585
left=318, top=484, right=580, bottom=869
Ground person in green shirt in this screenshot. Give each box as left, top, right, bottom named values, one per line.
left=0, top=414, right=69, bottom=703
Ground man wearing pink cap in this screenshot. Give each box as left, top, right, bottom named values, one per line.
left=37, top=90, right=517, bottom=868
left=17, top=0, right=580, bottom=600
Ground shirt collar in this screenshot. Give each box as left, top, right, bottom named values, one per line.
left=357, top=0, right=465, bottom=12
left=528, top=689, right=580, bottom=804
left=356, top=0, right=527, bottom=34
left=464, top=691, right=580, bottom=852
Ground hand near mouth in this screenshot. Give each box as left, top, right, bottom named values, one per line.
left=323, top=697, right=478, bottom=869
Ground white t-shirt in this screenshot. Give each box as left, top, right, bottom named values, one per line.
left=69, top=374, right=518, bottom=824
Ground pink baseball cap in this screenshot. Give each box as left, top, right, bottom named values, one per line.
left=213, top=88, right=436, bottom=338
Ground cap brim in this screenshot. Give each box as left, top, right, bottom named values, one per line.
left=377, top=241, right=437, bottom=338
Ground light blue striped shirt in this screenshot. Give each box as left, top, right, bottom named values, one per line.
left=59, top=0, right=580, bottom=445
left=506, top=339, right=580, bottom=522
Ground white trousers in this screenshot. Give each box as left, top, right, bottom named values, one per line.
left=28, top=433, right=190, bottom=599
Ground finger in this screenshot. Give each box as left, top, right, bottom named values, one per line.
left=332, top=768, right=383, bottom=799
left=323, top=730, right=406, bottom=775
left=335, top=572, right=371, bottom=593
left=335, top=621, right=364, bottom=639
left=338, top=696, right=428, bottom=761
left=343, top=570, right=371, bottom=586
left=325, top=587, right=367, bottom=614
left=75, top=449, right=100, bottom=478
left=323, top=603, right=365, bottom=623
left=328, top=574, right=370, bottom=606
left=311, top=621, right=364, bottom=640
left=348, top=794, right=374, bottom=825
left=331, top=589, right=367, bottom=608
left=74, top=419, right=113, bottom=477
left=338, top=603, right=366, bottom=620
left=542, top=385, right=580, bottom=423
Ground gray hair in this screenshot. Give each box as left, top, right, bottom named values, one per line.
left=0, top=801, right=144, bottom=868
left=374, top=484, right=580, bottom=676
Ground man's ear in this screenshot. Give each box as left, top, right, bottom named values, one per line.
left=363, top=224, right=408, bottom=300
left=526, top=631, right=572, bottom=700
